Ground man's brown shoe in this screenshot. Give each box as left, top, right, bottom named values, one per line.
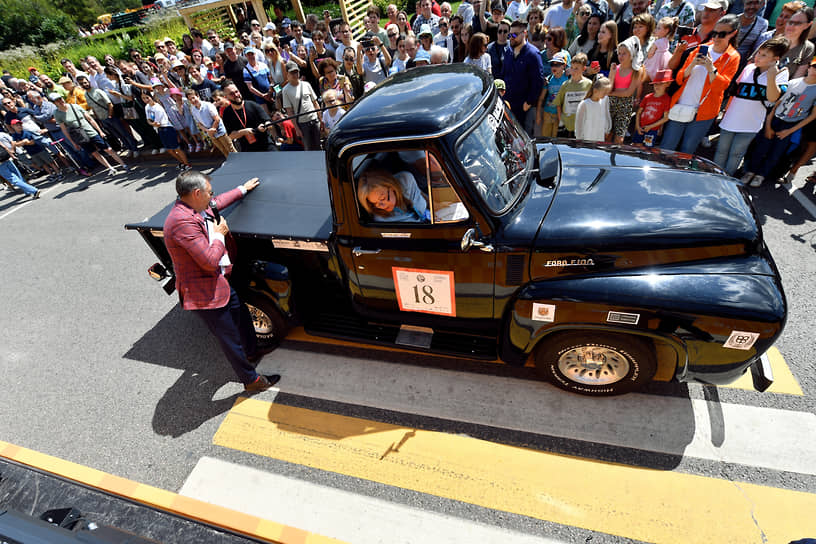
left=244, top=374, right=281, bottom=392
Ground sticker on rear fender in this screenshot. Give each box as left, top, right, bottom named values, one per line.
left=723, top=331, right=759, bottom=350
left=607, top=311, right=640, bottom=325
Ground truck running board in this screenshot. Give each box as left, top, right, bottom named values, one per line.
left=304, top=313, right=497, bottom=360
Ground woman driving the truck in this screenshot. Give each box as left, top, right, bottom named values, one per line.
left=357, top=168, right=429, bottom=222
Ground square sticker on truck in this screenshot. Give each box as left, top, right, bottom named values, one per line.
left=392, top=267, right=456, bottom=317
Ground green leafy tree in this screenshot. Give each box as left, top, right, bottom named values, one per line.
left=0, top=0, right=76, bottom=49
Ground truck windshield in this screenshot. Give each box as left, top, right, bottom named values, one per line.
left=456, top=100, right=533, bottom=214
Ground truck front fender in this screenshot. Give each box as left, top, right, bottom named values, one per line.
left=500, top=272, right=786, bottom=384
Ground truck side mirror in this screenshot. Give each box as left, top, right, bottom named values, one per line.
left=536, top=144, right=560, bottom=188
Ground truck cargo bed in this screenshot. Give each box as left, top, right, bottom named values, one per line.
left=125, top=151, right=332, bottom=243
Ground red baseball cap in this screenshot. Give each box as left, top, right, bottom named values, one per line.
left=10, top=119, right=21, bottom=125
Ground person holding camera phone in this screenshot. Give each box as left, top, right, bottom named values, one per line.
left=661, top=14, right=741, bottom=153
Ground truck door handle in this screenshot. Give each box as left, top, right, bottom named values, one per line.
left=353, top=247, right=382, bottom=257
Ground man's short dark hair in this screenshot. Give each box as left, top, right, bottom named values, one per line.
left=60, top=58, right=71, bottom=65
left=176, top=170, right=209, bottom=197
left=291, top=20, right=302, bottom=28
left=509, top=19, right=526, bottom=29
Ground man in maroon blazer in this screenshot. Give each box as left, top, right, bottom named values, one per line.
left=163, top=170, right=280, bottom=392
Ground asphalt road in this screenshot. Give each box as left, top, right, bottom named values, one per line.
left=1, top=154, right=815, bottom=543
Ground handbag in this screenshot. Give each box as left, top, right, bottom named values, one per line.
left=122, top=101, right=138, bottom=120
left=67, top=105, right=91, bottom=144
left=667, top=103, right=698, bottom=122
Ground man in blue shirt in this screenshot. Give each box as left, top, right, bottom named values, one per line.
left=501, top=19, right=545, bottom=136
left=487, top=19, right=512, bottom=79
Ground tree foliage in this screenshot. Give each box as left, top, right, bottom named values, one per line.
left=0, top=0, right=77, bottom=49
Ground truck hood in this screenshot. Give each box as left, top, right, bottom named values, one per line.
left=525, top=142, right=760, bottom=275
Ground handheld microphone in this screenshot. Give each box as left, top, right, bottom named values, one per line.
left=210, top=199, right=221, bottom=223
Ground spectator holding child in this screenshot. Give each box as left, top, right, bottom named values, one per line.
left=715, top=37, right=789, bottom=175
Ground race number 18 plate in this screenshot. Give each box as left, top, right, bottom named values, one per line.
left=392, top=267, right=456, bottom=317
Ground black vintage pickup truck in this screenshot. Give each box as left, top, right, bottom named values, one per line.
left=126, top=64, right=787, bottom=396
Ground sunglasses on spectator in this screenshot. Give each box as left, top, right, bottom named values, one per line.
left=388, top=32, right=398, bottom=37
left=365, top=46, right=376, bottom=51
left=579, top=10, right=591, bottom=15
left=439, top=22, right=448, bottom=27
left=709, top=30, right=731, bottom=38
left=508, top=32, right=520, bottom=39
left=498, top=28, right=509, bottom=33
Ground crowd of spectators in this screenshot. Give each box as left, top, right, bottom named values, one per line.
left=2, top=0, right=816, bottom=200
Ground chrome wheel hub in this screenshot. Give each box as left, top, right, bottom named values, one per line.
left=557, top=346, right=630, bottom=386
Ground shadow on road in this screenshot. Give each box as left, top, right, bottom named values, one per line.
left=124, top=305, right=253, bottom=438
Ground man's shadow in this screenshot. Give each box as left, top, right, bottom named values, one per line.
left=124, top=305, right=249, bottom=438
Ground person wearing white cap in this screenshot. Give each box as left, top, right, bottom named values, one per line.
left=242, top=47, right=273, bottom=112
left=263, top=22, right=277, bottom=37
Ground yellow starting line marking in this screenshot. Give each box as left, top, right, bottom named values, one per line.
left=284, top=329, right=803, bottom=395
left=214, top=397, right=816, bottom=544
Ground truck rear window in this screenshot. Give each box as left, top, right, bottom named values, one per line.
left=456, top=100, right=533, bottom=214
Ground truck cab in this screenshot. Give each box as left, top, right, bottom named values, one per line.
left=127, top=64, right=786, bottom=396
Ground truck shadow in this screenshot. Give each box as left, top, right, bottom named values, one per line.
left=126, top=309, right=714, bottom=471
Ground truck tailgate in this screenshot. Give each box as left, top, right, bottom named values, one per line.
left=124, top=151, right=332, bottom=243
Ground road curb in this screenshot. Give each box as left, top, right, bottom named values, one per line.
left=0, top=440, right=344, bottom=544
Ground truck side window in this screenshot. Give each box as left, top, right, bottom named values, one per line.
left=353, top=150, right=468, bottom=225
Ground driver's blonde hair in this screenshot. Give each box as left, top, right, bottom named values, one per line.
left=357, top=169, right=409, bottom=217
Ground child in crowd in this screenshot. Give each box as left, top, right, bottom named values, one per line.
left=607, top=41, right=640, bottom=144
left=554, top=53, right=592, bottom=138
left=537, top=52, right=570, bottom=137
left=644, top=17, right=678, bottom=82
left=742, top=58, right=816, bottom=187
left=714, top=37, right=790, bottom=176
left=166, top=88, right=202, bottom=153
left=272, top=110, right=304, bottom=150
left=633, top=69, right=673, bottom=147
left=321, top=89, right=345, bottom=137
left=185, top=89, right=234, bottom=158
left=142, top=89, right=192, bottom=170
left=575, top=76, right=612, bottom=142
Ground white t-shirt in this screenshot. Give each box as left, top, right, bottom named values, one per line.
left=544, top=4, right=572, bottom=29
left=335, top=41, right=359, bottom=62
left=362, top=55, right=387, bottom=84
left=191, top=101, right=226, bottom=137
left=721, top=64, right=789, bottom=133
left=575, top=97, right=611, bottom=141
left=322, top=107, right=345, bottom=131
left=145, top=103, right=171, bottom=128
left=678, top=49, right=723, bottom=107
left=464, top=54, right=492, bottom=73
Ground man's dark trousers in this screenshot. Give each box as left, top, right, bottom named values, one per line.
left=194, top=285, right=258, bottom=384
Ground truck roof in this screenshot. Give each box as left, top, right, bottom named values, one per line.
left=326, top=64, right=493, bottom=156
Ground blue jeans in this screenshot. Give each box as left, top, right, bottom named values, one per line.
left=747, top=117, right=797, bottom=178
left=660, top=117, right=716, bottom=154
left=714, top=130, right=756, bottom=176
left=193, top=286, right=259, bottom=384
left=0, top=160, right=37, bottom=195
left=102, top=118, right=138, bottom=152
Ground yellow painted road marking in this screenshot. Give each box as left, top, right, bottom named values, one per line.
left=215, top=398, right=816, bottom=544
left=0, top=441, right=342, bottom=544
left=285, top=329, right=803, bottom=395
left=719, top=347, right=802, bottom=395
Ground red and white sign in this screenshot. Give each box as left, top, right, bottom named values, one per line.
left=392, top=267, right=456, bottom=317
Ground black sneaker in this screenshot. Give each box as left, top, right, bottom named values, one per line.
left=32, top=190, right=40, bottom=199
